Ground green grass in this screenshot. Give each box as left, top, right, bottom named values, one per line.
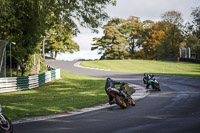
left=81, top=60, right=200, bottom=78
left=0, top=72, right=107, bottom=120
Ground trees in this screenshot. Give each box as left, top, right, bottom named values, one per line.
left=90, top=9, right=199, bottom=61
left=191, top=7, right=200, bottom=34
left=92, top=17, right=147, bottom=59
left=92, top=10, right=187, bottom=60
left=180, top=7, right=200, bottom=60
left=161, top=10, right=184, bottom=29
left=186, top=7, right=200, bottom=59
left=157, top=22, right=183, bottom=59
left=141, top=21, right=165, bottom=59
left=158, top=10, right=184, bottom=59
left=92, top=18, right=129, bottom=59
left=45, top=24, right=79, bottom=59
left=0, top=0, right=116, bottom=63
left=122, top=16, right=143, bottom=59
left=136, top=10, right=184, bottom=60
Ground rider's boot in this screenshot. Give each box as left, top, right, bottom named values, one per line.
left=109, top=100, right=115, bottom=105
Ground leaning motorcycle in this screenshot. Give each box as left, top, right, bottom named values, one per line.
left=107, top=83, right=135, bottom=109
left=0, top=105, right=13, bottom=133
left=143, top=73, right=160, bottom=91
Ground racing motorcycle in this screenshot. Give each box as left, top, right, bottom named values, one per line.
left=107, top=82, right=135, bottom=109
left=0, top=105, right=13, bottom=133
left=143, top=73, right=160, bottom=91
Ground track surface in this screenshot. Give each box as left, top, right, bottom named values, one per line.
left=14, top=61, right=200, bottom=133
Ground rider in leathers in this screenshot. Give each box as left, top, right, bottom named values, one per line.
left=105, top=78, right=122, bottom=105
left=145, top=74, right=153, bottom=89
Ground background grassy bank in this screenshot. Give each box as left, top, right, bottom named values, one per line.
left=0, top=72, right=107, bottom=120
left=81, top=60, right=200, bottom=78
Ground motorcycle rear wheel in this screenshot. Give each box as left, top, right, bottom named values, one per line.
left=0, top=115, right=13, bottom=133
left=152, top=83, right=160, bottom=91
left=115, top=95, right=127, bottom=109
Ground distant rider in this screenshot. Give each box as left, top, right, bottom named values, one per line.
left=145, top=74, right=153, bottom=89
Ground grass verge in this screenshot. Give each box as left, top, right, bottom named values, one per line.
left=81, top=60, right=200, bottom=78
left=0, top=72, right=107, bottom=120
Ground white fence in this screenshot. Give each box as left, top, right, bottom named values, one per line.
left=0, top=69, right=60, bottom=93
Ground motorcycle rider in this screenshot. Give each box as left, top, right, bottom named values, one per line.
left=145, top=74, right=153, bottom=89
left=105, top=78, right=122, bottom=105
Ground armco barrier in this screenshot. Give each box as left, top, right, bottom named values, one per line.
left=0, top=69, right=60, bottom=93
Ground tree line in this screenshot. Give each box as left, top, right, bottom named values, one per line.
left=91, top=7, right=200, bottom=60
left=0, top=0, right=116, bottom=66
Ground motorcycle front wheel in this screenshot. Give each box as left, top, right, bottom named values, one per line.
left=131, top=99, right=135, bottom=106
left=0, top=115, right=13, bottom=133
left=154, top=83, right=160, bottom=91
left=115, top=95, right=127, bottom=109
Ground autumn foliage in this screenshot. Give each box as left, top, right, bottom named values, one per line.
left=92, top=9, right=200, bottom=60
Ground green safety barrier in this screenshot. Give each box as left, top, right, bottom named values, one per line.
left=51, top=70, right=56, bottom=80
left=38, top=73, right=46, bottom=86
left=0, top=69, right=60, bottom=93
left=17, top=76, right=29, bottom=90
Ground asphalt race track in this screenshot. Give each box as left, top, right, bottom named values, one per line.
left=13, top=60, right=200, bottom=133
